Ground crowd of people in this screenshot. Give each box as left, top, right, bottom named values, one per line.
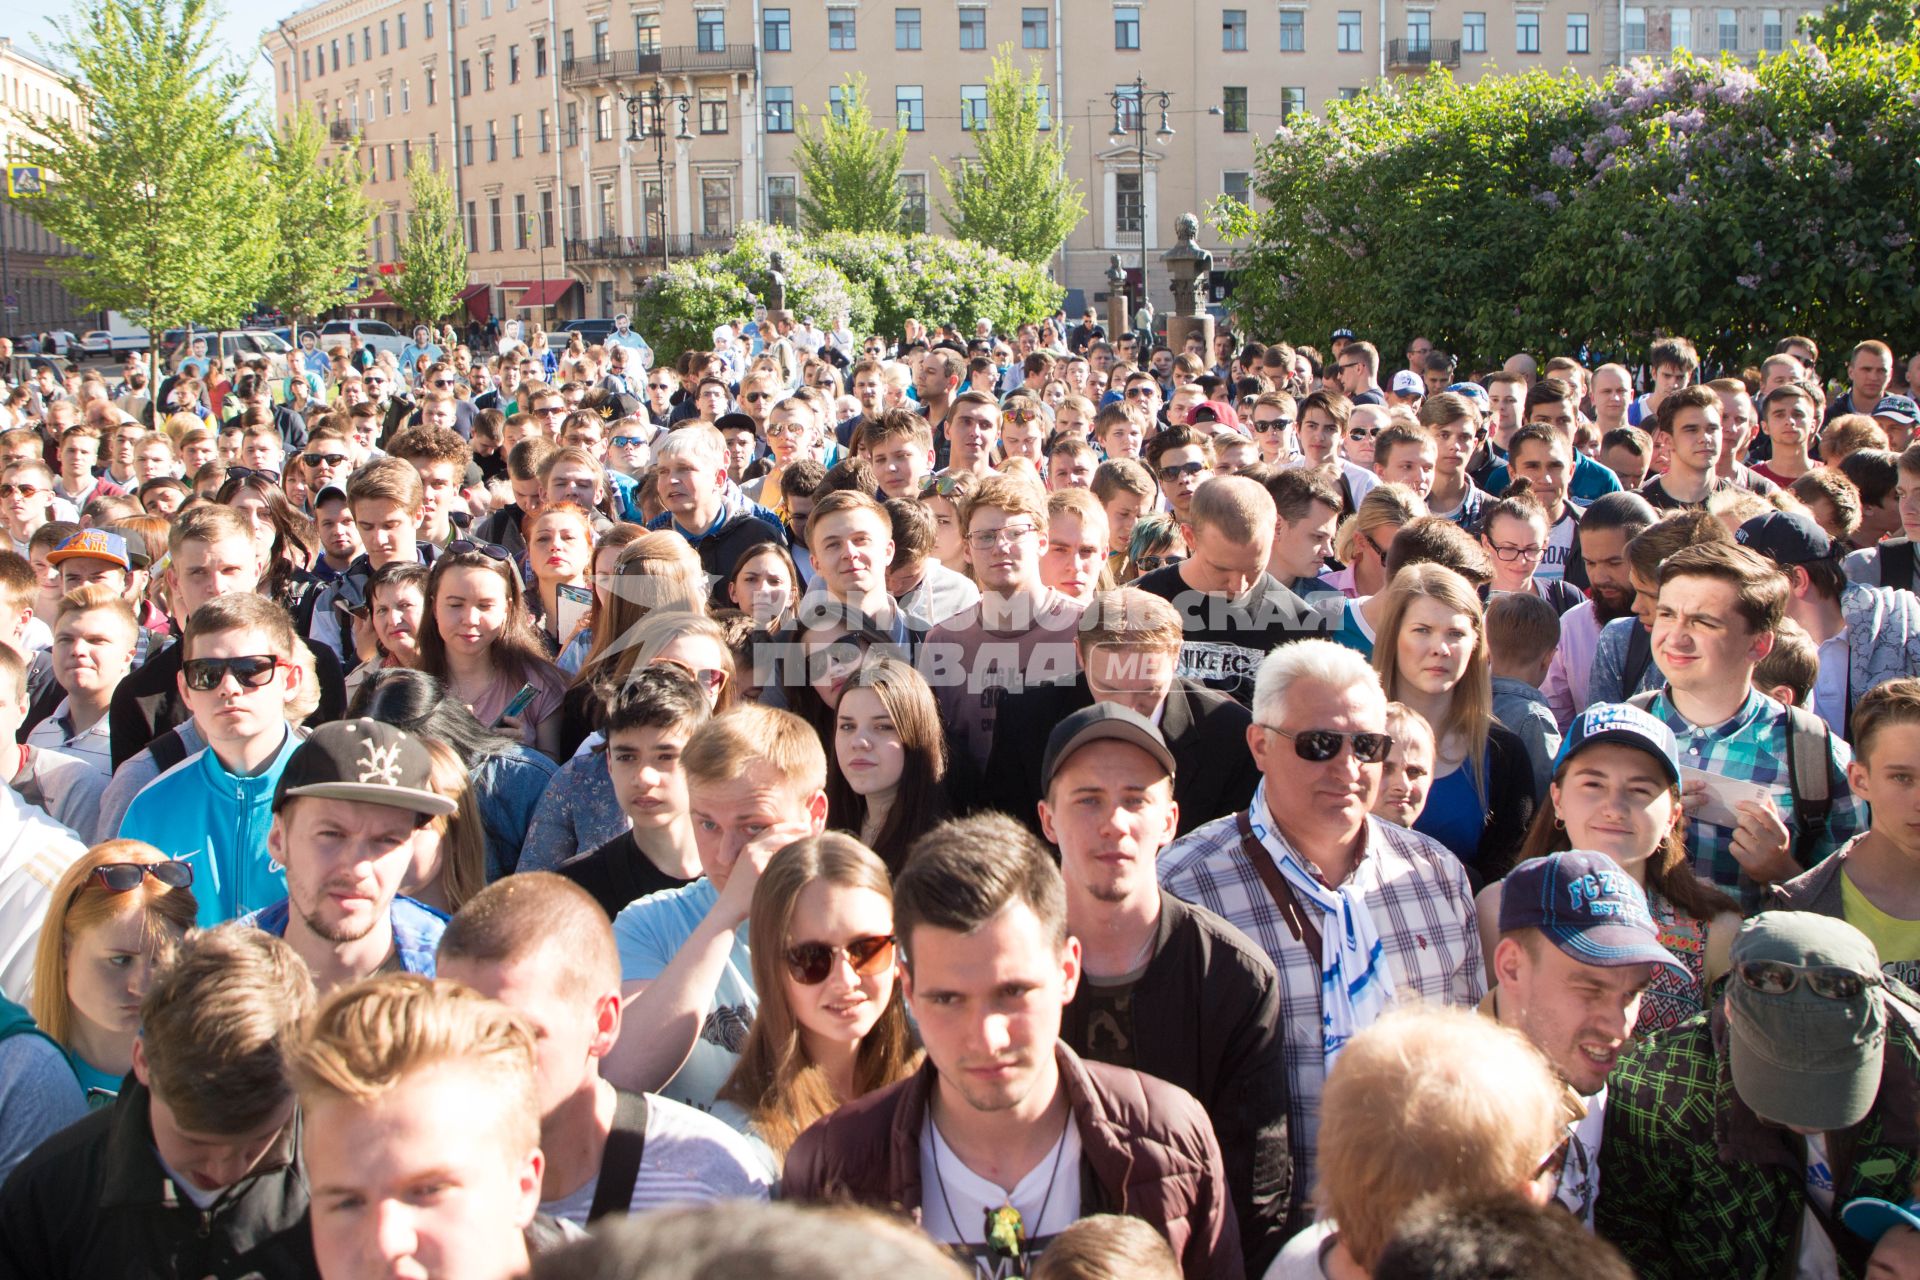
left=0, top=309, right=1917, bottom=1279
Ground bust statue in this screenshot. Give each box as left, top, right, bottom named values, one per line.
left=1161, top=213, right=1212, bottom=317
left=767, top=250, right=788, bottom=311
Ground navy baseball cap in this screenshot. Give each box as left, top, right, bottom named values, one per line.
left=1330, top=327, right=1356, bottom=341
left=1737, top=509, right=1836, bottom=567
left=1556, top=702, right=1681, bottom=787
left=1040, top=703, right=1176, bottom=794
left=1874, top=395, right=1920, bottom=425
left=1499, top=851, right=1685, bottom=972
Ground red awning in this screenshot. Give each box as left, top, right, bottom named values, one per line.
left=459, top=283, right=492, bottom=322
left=360, top=289, right=398, bottom=308
left=509, top=278, right=577, bottom=309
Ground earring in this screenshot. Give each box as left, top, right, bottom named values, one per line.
left=1552, top=817, right=1566, bottom=830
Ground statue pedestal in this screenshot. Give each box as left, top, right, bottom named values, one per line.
left=1166, top=313, right=1215, bottom=362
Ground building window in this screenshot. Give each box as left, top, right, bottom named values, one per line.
left=829, top=85, right=847, bottom=123
left=1670, top=8, right=1693, bottom=51
left=1223, top=8, right=1247, bottom=49
left=464, top=200, right=477, bottom=249
left=1223, top=170, right=1251, bottom=205
left=1023, top=7, right=1050, bottom=47
left=457, top=0, right=467, bottom=27
left=538, top=108, right=550, bottom=152
left=489, top=197, right=502, bottom=251
left=597, top=183, right=615, bottom=236
left=1337, top=10, right=1363, bottom=49
left=703, top=178, right=732, bottom=237
left=380, top=19, right=390, bottom=53
left=829, top=7, right=857, bottom=48
left=767, top=176, right=798, bottom=228
left=330, top=39, right=339, bottom=71
left=363, top=26, right=372, bottom=58
left=514, top=193, right=528, bottom=247
left=402, top=79, right=410, bottom=111
left=1408, top=10, right=1431, bottom=50
left=634, top=12, right=659, bottom=52
left=347, top=33, right=355, bottom=65
left=383, top=83, right=393, bottom=116
left=1280, top=10, right=1305, bottom=49
left=561, top=28, right=574, bottom=63
left=509, top=44, right=520, bottom=82
left=1567, top=12, right=1590, bottom=50
left=424, top=2, right=433, bottom=38
left=1116, top=171, right=1143, bottom=235
left=1762, top=6, right=1782, bottom=48
left=697, top=10, right=724, bottom=51
left=595, top=96, right=611, bottom=140
left=591, top=18, right=608, bottom=59
left=899, top=173, right=928, bottom=232
left=641, top=181, right=663, bottom=237
left=1115, top=5, right=1141, bottom=48
left=766, top=86, right=794, bottom=132
left=460, top=59, right=471, bottom=96
left=1338, top=86, right=1362, bottom=98
left=1517, top=10, right=1540, bottom=51
left=1464, top=11, right=1487, bottom=50
left=699, top=88, right=728, bottom=133
left=1113, top=81, right=1141, bottom=130
left=960, top=84, right=988, bottom=130
left=1717, top=6, right=1738, bottom=48
left=1281, top=85, right=1306, bottom=120
left=897, top=84, right=924, bottom=130
left=427, top=68, right=437, bottom=105
left=565, top=101, right=579, bottom=146
left=511, top=113, right=523, bottom=156
left=540, top=189, right=554, bottom=246
left=567, top=185, right=582, bottom=238
left=896, top=8, right=921, bottom=48
left=1036, top=82, right=1052, bottom=129
left=462, top=125, right=474, bottom=164
left=386, top=143, right=397, bottom=179
left=303, top=49, right=311, bottom=80
left=398, top=14, right=408, bottom=47
left=959, top=7, right=986, bottom=48
left=763, top=8, right=789, bottom=50
left=534, top=35, right=546, bottom=75
left=483, top=51, right=495, bottom=90
left=1221, top=86, right=1248, bottom=131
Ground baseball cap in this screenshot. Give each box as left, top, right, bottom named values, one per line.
left=595, top=391, right=644, bottom=422
left=1555, top=702, right=1681, bottom=787
left=313, top=483, right=349, bottom=507
left=1040, top=703, right=1176, bottom=794
left=1330, top=327, right=1356, bottom=341
left=1843, top=1196, right=1920, bottom=1244
left=1737, top=509, right=1835, bottom=567
left=713, top=412, right=758, bottom=436
left=1727, top=911, right=1887, bottom=1133
left=1498, top=851, right=1684, bottom=972
left=1390, top=370, right=1424, bottom=396
left=1874, top=395, right=1920, bottom=425
left=273, top=719, right=457, bottom=818
left=47, top=529, right=131, bottom=571
left=1445, top=381, right=1491, bottom=409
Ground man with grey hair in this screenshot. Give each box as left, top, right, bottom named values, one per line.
left=1159, top=638, right=1484, bottom=1228
left=645, top=424, right=787, bottom=601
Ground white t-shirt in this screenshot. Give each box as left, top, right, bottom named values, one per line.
left=537, top=1092, right=773, bottom=1225
left=1538, top=506, right=1581, bottom=583
left=1797, top=1132, right=1840, bottom=1280
left=919, top=1117, right=1082, bottom=1280
left=1555, top=1087, right=1606, bottom=1227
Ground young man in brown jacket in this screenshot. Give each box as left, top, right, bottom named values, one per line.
left=782, top=812, right=1243, bottom=1280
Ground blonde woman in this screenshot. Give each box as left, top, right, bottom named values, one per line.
left=560, top=531, right=709, bottom=754
left=403, top=740, right=490, bottom=914
left=30, top=840, right=197, bottom=1105
left=1326, top=482, right=1428, bottom=599
left=1371, top=563, right=1536, bottom=875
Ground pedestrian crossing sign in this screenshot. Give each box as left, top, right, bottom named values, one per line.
left=7, top=166, right=44, bottom=197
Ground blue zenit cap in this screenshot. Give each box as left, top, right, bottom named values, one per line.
left=1498, top=850, right=1685, bottom=972
left=1556, top=702, right=1682, bottom=788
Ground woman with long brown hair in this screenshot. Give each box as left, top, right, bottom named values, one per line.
left=558, top=532, right=708, bottom=754
left=1478, top=703, right=1741, bottom=1034
left=825, top=658, right=948, bottom=875
left=716, top=834, right=918, bottom=1171
left=417, top=545, right=570, bottom=757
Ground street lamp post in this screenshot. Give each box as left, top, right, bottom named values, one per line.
left=524, top=211, right=547, bottom=329
left=618, top=88, right=693, bottom=276
left=1107, top=76, right=1174, bottom=332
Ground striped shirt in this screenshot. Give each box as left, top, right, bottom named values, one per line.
left=1158, top=807, right=1484, bottom=1216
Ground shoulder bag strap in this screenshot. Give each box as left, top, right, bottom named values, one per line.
left=1233, top=809, right=1324, bottom=964
left=588, top=1088, right=651, bottom=1223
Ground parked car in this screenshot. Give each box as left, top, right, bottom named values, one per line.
left=316, top=318, right=408, bottom=360
left=76, top=330, right=150, bottom=358
left=561, top=318, right=619, bottom=345
left=156, top=328, right=294, bottom=379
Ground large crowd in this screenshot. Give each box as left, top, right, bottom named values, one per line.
left=0, top=307, right=1915, bottom=1279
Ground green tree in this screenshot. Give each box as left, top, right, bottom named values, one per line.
left=13, top=0, right=273, bottom=383
left=794, top=74, right=907, bottom=234
left=1803, top=0, right=1919, bottom=45
left=938, top=48, right=1086, bottom=264
left=389, top=156, right=469, bottom=326
left=261, top=109, right=376, bottom=348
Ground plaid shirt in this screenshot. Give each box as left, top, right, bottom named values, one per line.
left=1638, top=687, right=1865, bottom=907
left=1158, top=807, right=1484, bottom=1216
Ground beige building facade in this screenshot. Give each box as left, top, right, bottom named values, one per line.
left=1, top=36, right=94, bottom=336
left=268, top=0, right=1823, bottom=330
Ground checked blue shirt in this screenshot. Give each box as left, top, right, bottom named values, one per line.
left=1637, top=687, right=1864, bottom=908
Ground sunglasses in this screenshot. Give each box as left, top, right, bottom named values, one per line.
left=785, top=935, right=895, bottom=985
left=1125, top=386, right=1156, bottom=398
left=610, top=435, right=646, bottom=448
left=1252, top=417, right=1294, bottom=433
left=1347, top=427, right=1380, bottom=440
left=0, top=484, right=41, bottom=498
left=430, top=378, right=457, bottom=388
left=447, top=540, right=513, bottom=562
left=1005, top=406, right=1044, bottom=424
left=1264, top=726, right=1394, bottom=763
left=227, top=466, right=281, bottom=483
left=1158, top=461, right=1207, bottom=481
left=534, top=404, right=568, bottom=415
left=302, top=452, right=349, bottom=468
left=1738, top=960, right=1880, bottom=1001
left=920, top=473, right=968, bottom=499
left=743, top=391, right=773, bottom=402
left=91, top=860, right=195, bottom=893
left=1135, top=552, right=1184, bottom=572
left=650, top=656, right=728, bottom=695
left=183, top=654, right=283, bottom=692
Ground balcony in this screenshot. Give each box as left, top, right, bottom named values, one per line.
left=328, top=119, right=354, bottom=141
left=566, top=234, right=698, bottom=262
left=1387, top=38, right=1462, bottom=68
left=561, top=44, right=756, bottom=89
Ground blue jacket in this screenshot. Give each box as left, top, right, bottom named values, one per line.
left=1483, top=451, right=1623, bottom=504
left=117, top=728, right=303, bottom=928
left=244, top=896, right=448, bottom=976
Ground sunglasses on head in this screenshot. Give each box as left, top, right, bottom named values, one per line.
left=227, top=466, right=281, bottom=483
left=182, top=654, right=282, bottom=692
left=91, top=860, right=194, bottom=893
left=447, top=539, right=514, bottom=562
left=785, top=935, right=895, bottom=985
left=1738, top=960, right=1879, bottom=1001
left=1265, top=726, right=1394, bottom=763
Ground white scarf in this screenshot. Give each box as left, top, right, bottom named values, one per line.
left=1246, top=780, right=1396, bottom=1067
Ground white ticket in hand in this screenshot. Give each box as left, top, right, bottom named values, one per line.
left=1680, top=766, right=1778, bottom=829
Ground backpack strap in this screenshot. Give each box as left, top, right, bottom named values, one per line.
left=1782, top=704, right=1834, bottom=869
left=1620, top=625, right=1655, bottom=699
left=1625, top=688, right=1659, bottom=712
left=1233, top=810, right=1324, bottom=963
left=1883, top=539, right=1917, bottom=595
left=148, top=727, right=190, bottom=776
left=588, top=1088, right=650, bottom=1223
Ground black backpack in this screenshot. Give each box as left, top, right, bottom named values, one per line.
left=1880, top=539, right=1917, bottom=594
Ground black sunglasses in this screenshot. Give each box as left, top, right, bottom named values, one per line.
left=301, top=452, right=349, bottom=467
left=785, top=935, right=895, bottom=985
left=447, top=539, right=513, bottom=562
left=226, top=466, right=281, bottom=483
left=92, top=860, right=194, bottom=893
left=183, top=654, right=282, bottom=692
left=1158, top=461, right=1207, bottom=481
left=1739, top=960, right=1880, bottom=1001
left=1135, top=552, right=1184, bottom=572
left=1266, top=726, right=1394, bottom=763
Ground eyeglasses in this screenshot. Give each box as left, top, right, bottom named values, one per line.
left=610, top=435, right=646, bottom=448
left=430, top=378, right=457, bottom=389
left=301, top=452, right=349, bottom=468
left=1252, top=417, right=1294, bottom=434
left=650, top=656, right=728, bottom=696
left=1338, top=361, right=1367, bottom=373
left=1738, top=960, right=1881, bottom=1001
left=1347, top=427, right=1379, bottom=440
left=966, top=522, right=1038, bottom=551
left=226, top=466, right=281, bottom=483
left=91, top=860, right=194, bottom=893
left=785, top=935, right=895, bottom=985
left=182, top=654, right=283, bottom=692
left=447, top=539, right=514, bottom=562
left=1158, top=461, right=1207, bottom=481
left=0, top=484, right=41, bottom=499
left=1262, top=726, right=1394, bottom=764
left=1134, top=552, right=1184, bottom=572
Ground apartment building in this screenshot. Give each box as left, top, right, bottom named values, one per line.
left=1, top=37, right=94, bottom=336
left=268, top=0, right=1822, bottom=327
